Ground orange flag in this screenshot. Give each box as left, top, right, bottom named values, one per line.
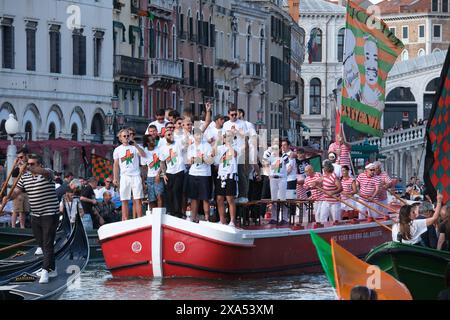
left=331, top=239, right=412, bottom=300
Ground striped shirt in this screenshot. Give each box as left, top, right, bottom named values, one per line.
left=296, top=175, right=308, bottom=200
left=17, top=170, right=59, bottom=217
left=375, top=171, right=393, bottom=201
left=328, top=142, right=351, bottom=167
left=356, top=172, right=380, bottom=200
left=341, top=176, right=355, bottom=201
left=322, top=173, right=339, bottom=203
left=304, top=172, right=323, bottom=200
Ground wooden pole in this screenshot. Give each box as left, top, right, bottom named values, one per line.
left=388, top=189, right=408, bottom=205
left=0, top=164, right=27, bottom=216
left=0, top=158, right=18, bottom=197
left=0, top=238, right=35, bottom=254
left=345, top=193, right=391, bottom=219
left=316, top=187, right=392, bottom=232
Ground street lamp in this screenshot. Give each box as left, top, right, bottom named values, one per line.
left=106, top=96, right=125, bottom=145
left=321, top=117, right=329, bottom=151
left=5, top=114, right=19, bottom=184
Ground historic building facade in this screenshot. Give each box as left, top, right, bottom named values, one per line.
left=0, top=0, right=114, bottom=143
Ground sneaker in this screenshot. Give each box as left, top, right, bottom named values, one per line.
left=268, top=220, right=277, bottom=225
left=48, top=268, right=58, bottom=278
left=186, top=217, right=192, bottom=222
left=228, top=221, right=235, bottom=227
left=39, top=269, right=49, bottom=284
left=35, top=247, right=43, bottom=255
left=35, top=268, right=43, bottom=277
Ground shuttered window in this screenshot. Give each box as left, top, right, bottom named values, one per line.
left=93, top=31, right=104, bottom=77
left=2, top=19, right=15, bottom=69
left=26, top=21, right=37, bottom=71
left=73, top=29, right=86, bottom=75
left=50, top=25, right=61, bottom=73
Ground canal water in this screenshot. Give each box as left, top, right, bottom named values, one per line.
left=59, top=263, right=335, bottom=300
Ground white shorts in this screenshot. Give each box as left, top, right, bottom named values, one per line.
left=120, top=175, right=144, bottom=201
left=321, top=201, right=341, bottom=222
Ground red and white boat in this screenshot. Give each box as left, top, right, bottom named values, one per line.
left=98, top=208, right=393, bottom=279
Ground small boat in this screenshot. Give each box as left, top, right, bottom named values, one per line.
left=0, top=211, right=71, bottom=281
left=0, top=218, right=103, bottom=262
left=98, top=208, right=393, bottom=279
left=0, top=213, right=89, bottom=300
left=365, top=242, right=450, bottom=300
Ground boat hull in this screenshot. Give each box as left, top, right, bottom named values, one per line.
left=99, top=209, right=393, bottom=279
left=365, top=242, right=450, bottom=300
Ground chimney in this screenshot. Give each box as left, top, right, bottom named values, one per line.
left=288, top=0, right=300, bottom=22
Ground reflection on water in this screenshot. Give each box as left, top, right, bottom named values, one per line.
left=59, top=263, right=335, bottom=300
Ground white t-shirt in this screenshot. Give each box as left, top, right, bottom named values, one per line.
left=158, top=140, right=186, bottom=174
left=223, top=119, right=248, bottom=155
left=146, top=120, right=168, bottom=135
left=392, top=219, right=428, bottom=245
left=187, top=142, right=213, bottom=176
left=141, top=147, right=162, bottom=178
left=287, top=157, right=298, bottom=182
left=215, top=145, right=238, bottom=176
left=332, top=163, right=342, bottom=179
left=204, top=123, right=224, bottom=147
left=113, top=145, right=141, bottom=176
left=268, top=153, right=290, bottom=178
left=96, top=187, right=117, bottom=199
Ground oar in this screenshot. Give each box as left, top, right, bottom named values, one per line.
left=0, top=238, right=36, bottom=254
left=0, top=164, right=27, bottom=216
left=316, top=187, right=392, bottom=232
left=0, top=158, right=18, bottom=197
left=344, top=193, right=392, bottom=220
left=388, top=189, right=408, bottom=205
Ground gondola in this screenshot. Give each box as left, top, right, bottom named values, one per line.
left=0, top=210, right=71, bottom=281
left=0, top=212, right=89, bottom=300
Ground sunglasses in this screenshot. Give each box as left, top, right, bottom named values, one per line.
left=369, top=169, right=375, bottom=171
left=122, top=135, right=130, bottom=138
left=27, top=162, right=37, bottom=166
left=230, top=113, right=237, bottom=117
left=17, top=156, right=24, bottom=159
left=105, top=180, right=112, bottom=183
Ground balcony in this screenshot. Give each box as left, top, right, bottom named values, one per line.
left=245, top=62, right=263, bottom=79
left=148, top=58, right=182, bottom=86
left=216, top=58, right=240, bottom=70
left=148, top=0, right=173, bottom=17
left=114, top=55, right=145, bottom=79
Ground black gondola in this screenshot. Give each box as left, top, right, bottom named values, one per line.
left=0, top=210, right=71, bottom=281
left=0, top=212, right=89, bottom=300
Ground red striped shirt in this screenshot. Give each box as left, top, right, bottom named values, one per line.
left=375, top=171, right=393, bottom=201
left=305, top=173, right=323, bottom=200
left=296, top=175, right=308, bottom=200
left=322, top=173, right=339, bottom=202
left=328, top=142, right=351, bottom=167
left=356, top=172, right=380, bottom=199
left=341, top=176, right=355, bottom=201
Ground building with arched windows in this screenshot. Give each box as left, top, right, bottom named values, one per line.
left=0, top=0, right=113, bottom=144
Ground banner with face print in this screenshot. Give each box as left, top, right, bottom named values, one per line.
left=340, top=1, right=404, bottom=137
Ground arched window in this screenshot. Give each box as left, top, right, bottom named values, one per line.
left=188, top=10, right=193, bottom=41
left=71, top=123, right=78, bottom=141
left=260, top=29, right=265, bottom=64
left=337, top=28, right=345, bottom=62
left=48, top=123, right=56, bottom=140
left=156, top=22, right=161, bottom=58
left=417, top=48, right=425, bottom=57
left=310, top=28, right=322, bottom=62
left=444, top=0, right=449, bottom=12
left=433, top=48, right=441, bottom=53
left=401, top=49, right=409, bottom=61
left=25, top=121, right=33, bottom=141
left=172, top=25, right=177, bottom=60
left=424, top=78, right=440, bottom=119
left=310, top=78, right=321, bottom=114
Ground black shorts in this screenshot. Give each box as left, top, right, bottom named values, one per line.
left=187, top=175, right=212, bottom=200
left=215, top=177, right=238, bottom=197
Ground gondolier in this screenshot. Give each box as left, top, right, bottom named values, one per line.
left=0, top=154, right=60, bottom=284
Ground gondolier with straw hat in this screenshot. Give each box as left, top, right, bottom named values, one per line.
left=0, top=153, right=60, bottom=284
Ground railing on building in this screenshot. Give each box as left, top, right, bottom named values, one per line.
left=245, top=62, right=263, bottom=78
left=148, top=0, right=173, bottom=12
left=114, top=55, right=145, bottom=79
left=149, top=58, right=182, bottom=80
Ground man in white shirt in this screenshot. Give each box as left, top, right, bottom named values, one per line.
left=113, top=129, right=146, bottom=221
left=223, top=106, right=249, bottom=203
left=328, top=152, right=342, bottom=178
left=146, top=108, right=168, bottom=136
left=96, top=178, right=117, bottom=200
left=204, top=114, right=225, bottom=148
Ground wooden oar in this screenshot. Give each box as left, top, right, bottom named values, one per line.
left=316, top=187, right=392, bottom=232
left=0, top=164, right=27, bottom=216
left=0, top=158, right=18, bottom=197
left=345, top=193, right=391, bottom=219
left=388, top=189, right=408, bottom=205
left=0, top=238, right=36, bottom=254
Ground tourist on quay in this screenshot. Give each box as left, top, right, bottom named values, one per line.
left=355, top=163, right=380, bottom=219
left=328, top=134, right=352, bottom=169
left=80, top=177, right=100, bottom=230
left=141, top=135, right=164, bottom=209
left=113, top=129, right=146, bottom=221
left=415, top=202, right=438, bottom=248
left=11, top=148, right=30, bottom=228
left=304, top=165, right=324, bottom=223
left=60, top=186, right=83, bottom=226
left=214, top=131, right=238, bottom=226
left=340, top=165, right=357, bottom=218
left=320, top=160, right=342, bottom=222
left=392, top=191, right=443, bottom=245
left=56, top=171, right=74, bottom=202
left=437, top=206, right=450, bottom=251
left=159, top=129, right=189, bottom=218
left=373, top=161, right=395, bottom=214
left=96, top=177, right=117, bottom=200
left=1, top=154, right=60, bottom=284
left=186, top=129, right=215, bottom=222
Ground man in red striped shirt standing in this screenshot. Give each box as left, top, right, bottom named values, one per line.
left=356, top=163, right=380, bottom=219
left=373, top=161, right=396, bottom=214
left=321, top=161, right=343, bottom=222
left=304, top=165, right=324, bottom=223
left=328, top=134, right=352, bottom=168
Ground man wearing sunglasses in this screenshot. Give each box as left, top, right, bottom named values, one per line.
left=1, top=154, right=60, bottom=284
left=355, top=163, right=381, bottom=219
left=113, top=129, right=146, bottom=221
